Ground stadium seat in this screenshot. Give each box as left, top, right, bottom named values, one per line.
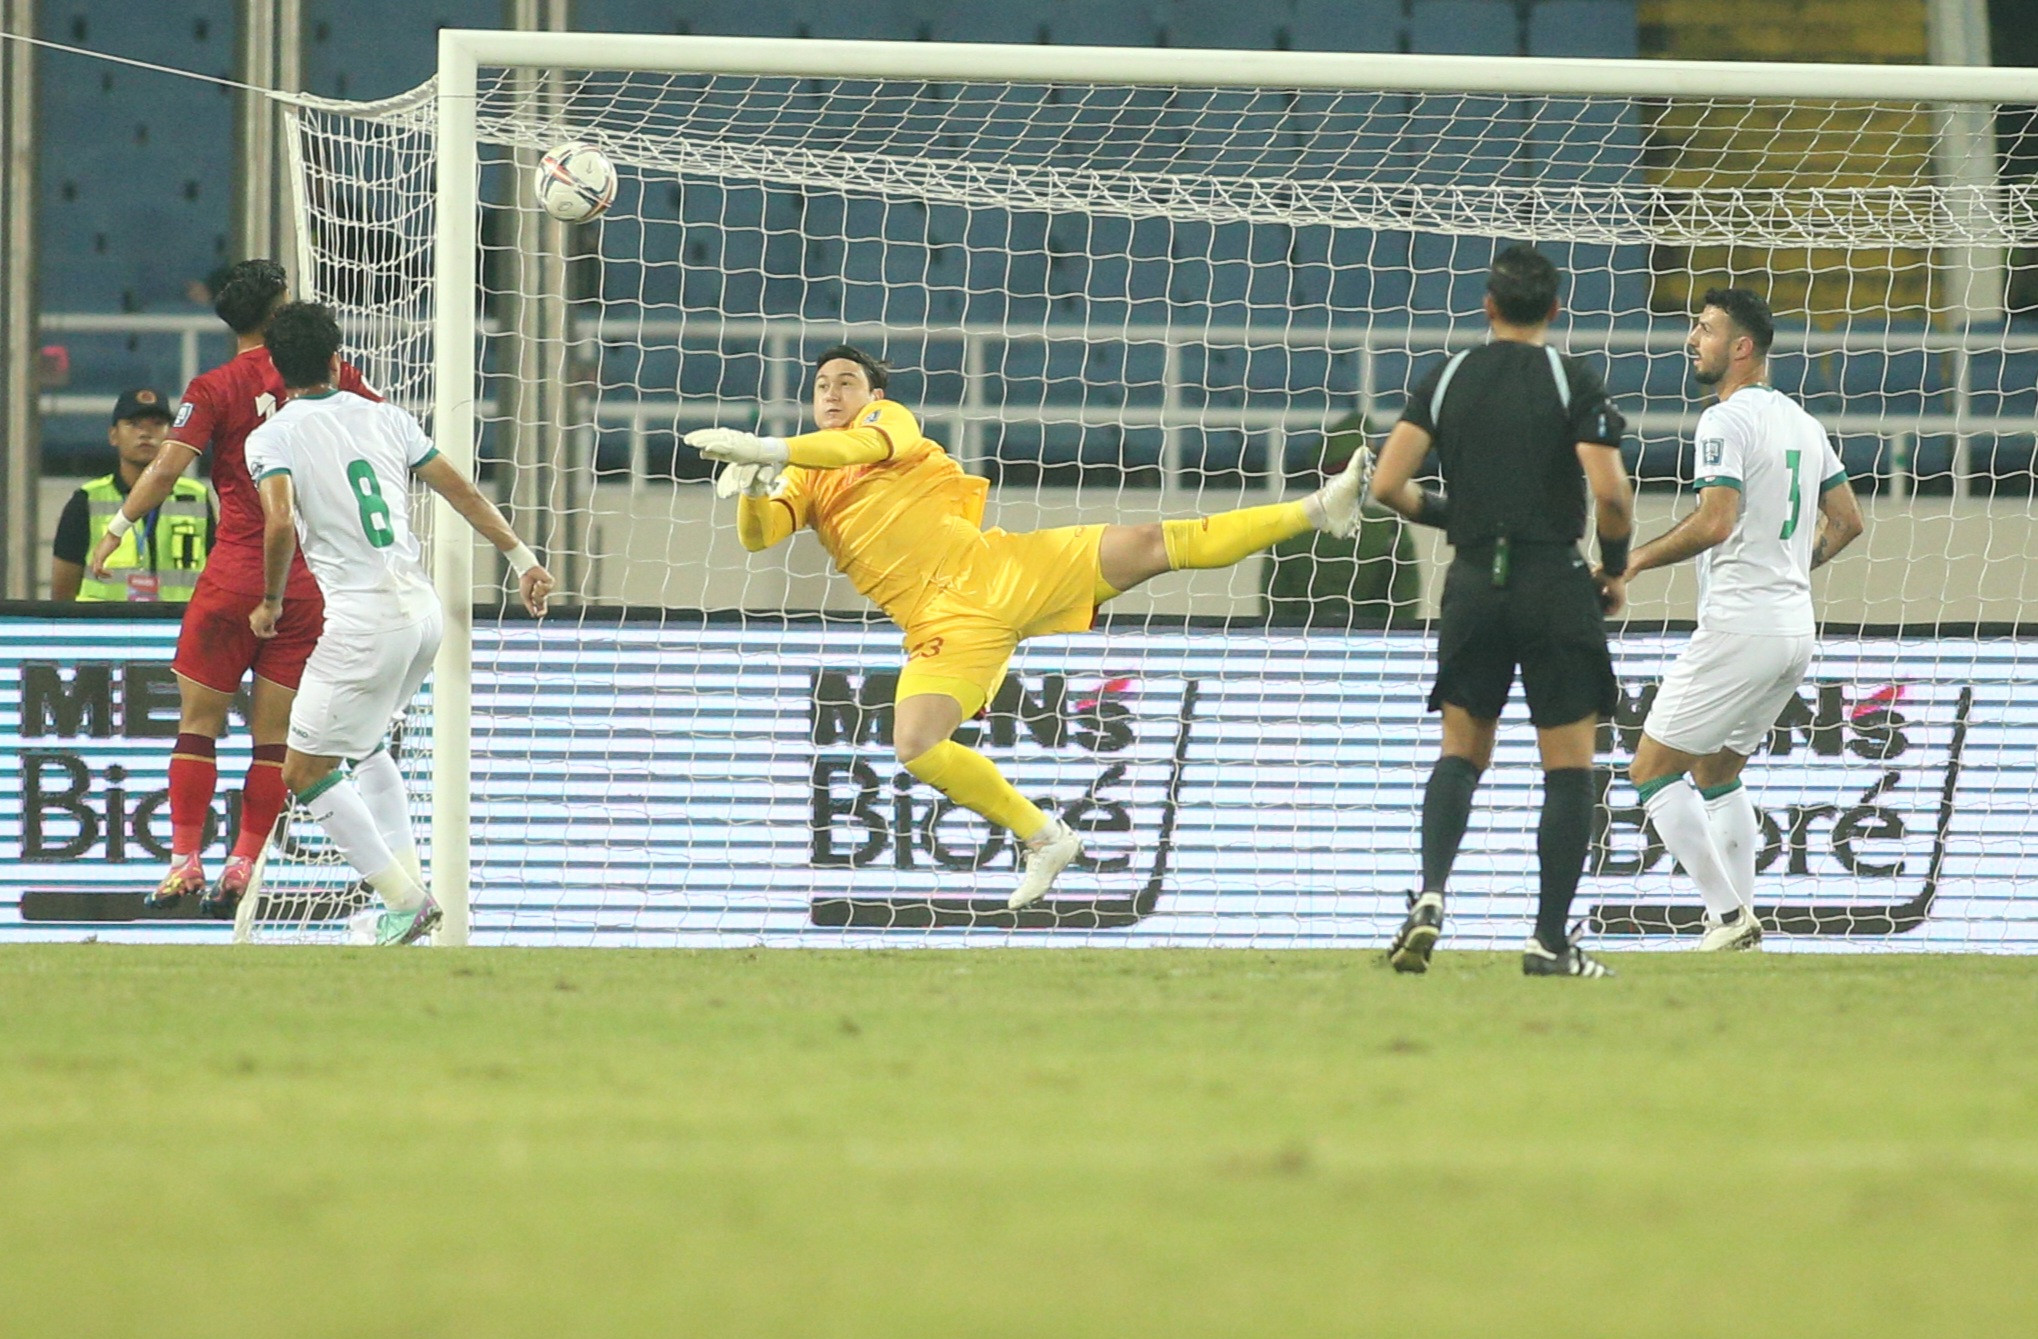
left=1288, top=0, right=1406, bottom=53
left=1409, top=0, right=1519, bottom=55
left=1041, top=0, right=1163, bottom=48
left=1527, top=0, right=1638, bottom=58
left=303, top=0, right=496, bottom=99
left=1163, top=2, right=1279, bottom=51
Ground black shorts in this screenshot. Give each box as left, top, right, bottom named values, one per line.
left=1428, top=546, right=1619, bottom=728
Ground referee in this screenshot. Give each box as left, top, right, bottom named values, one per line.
left=1368, top=244, right=1635, bottom=978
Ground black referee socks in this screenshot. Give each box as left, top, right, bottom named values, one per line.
left=1420, top=755, right=1483, bottom=895
left=1535, top=767, right=1595, bottom=953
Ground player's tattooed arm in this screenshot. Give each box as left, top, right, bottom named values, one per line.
left=1811, top=477, right=1864, bottom=570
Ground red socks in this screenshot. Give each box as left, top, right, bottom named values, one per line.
left=235, top=743, right=289, bottom=859
left=168, top=733, right=217, bottom=858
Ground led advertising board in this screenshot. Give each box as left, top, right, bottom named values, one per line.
left=5, top=615, right=2029, bottom=949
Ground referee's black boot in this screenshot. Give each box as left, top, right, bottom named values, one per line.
left=1521, top=928, right=1615, bottom=979
left=1388, top=892, right=1445, bottom=974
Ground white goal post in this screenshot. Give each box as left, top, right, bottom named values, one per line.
left=357, top=31, right=2038, bottom=948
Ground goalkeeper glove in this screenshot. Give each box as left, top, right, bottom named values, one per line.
left=686, top=427, right=791, bottom=468
left=714, top=460, right=785, bottom=500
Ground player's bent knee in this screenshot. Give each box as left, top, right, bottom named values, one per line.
left=281, top=752, right=337, bottom=796
left=893, top=711, right=961, bottom=766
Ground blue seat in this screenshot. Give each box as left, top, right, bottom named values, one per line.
left=1409, top=0, right=1518, bottom=54
left=1527, top=0, right=1638, bottom=57
left=1042, top=0, right=1163, bottom=47
left=303, top=0, right=494, bottom=99
left=1165, top=2, right=1279, bottom=50
left=924, top=6, right=1043, bottom=42
left=1288, top=0, right=1406, bottom=53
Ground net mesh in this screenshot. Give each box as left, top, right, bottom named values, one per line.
left=282, top=59, right=2038, bottom=949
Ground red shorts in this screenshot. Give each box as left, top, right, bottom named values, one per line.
left=172, top=574, right=326, bottom=694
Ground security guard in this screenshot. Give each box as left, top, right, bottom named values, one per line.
left=51, top=388, right=215, bottom=601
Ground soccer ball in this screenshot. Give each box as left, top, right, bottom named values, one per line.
left=533, top=142, right=616, bottom=222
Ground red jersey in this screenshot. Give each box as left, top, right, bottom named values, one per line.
left=169, top=346, right=379, bottom=596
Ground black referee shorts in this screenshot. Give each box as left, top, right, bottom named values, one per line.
left=1428, top=546, right=1620, bottom=728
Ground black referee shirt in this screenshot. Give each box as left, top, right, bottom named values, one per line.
left=1400, top=341, right=1621, bottom=550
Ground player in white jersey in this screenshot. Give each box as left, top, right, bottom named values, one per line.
left=1615, top=288, right=1863, bottom=950
left=244, top=302, right=555, bottom=945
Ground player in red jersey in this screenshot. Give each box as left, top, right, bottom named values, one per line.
left=89, top=259, right=381, bottom=916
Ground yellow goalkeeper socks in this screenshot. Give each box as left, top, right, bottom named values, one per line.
left=1162, top=501, right=1312, bottom=571
left=903, top=740, right=1051, bottom=841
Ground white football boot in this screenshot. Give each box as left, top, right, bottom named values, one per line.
left=1697, top=905, right=1764, bottom=952
left=1009, top=818, right=1083, bottom=910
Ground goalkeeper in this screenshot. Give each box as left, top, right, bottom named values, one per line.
left=688, top=345, right=1368, bottom=910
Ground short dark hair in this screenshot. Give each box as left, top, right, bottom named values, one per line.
left=814, top=344, right=888, bottom=394
left=1702, top=286, right=1774, bottom=355
left=265, top=301, right=343, bottom=389
left=213, top=258, right=290, bottom=335
left=1486, top=244, right=1561, bottom=326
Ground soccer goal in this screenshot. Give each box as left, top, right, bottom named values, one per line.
left=281, top=34, right=2038, bottom=950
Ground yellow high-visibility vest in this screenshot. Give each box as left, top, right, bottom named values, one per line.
left=77, top=475, right=211, bottom=603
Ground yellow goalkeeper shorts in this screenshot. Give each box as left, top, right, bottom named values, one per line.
left=894, top=524, right=1108, bottom=716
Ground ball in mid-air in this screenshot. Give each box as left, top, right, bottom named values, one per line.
left=534, top=142, right=616, bottom=222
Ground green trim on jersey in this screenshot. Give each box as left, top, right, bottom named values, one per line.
left=1691, top=476, right=1742, bottom=492
left=1820, top=469, right=1849, bottom=492
left=256, top=467, right=291, bottom=480
left=294, top=388, right=343, bottom=401
left=412, top=446, right=440, bottom=468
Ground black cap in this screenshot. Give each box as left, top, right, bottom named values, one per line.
left=112, top=388, right=174, bottom=424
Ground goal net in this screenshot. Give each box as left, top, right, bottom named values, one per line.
left=281, top=37, right=2038, bottom=951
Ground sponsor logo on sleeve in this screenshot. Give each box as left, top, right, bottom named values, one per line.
left=1700, top=436, right=1725, bottom=468
left=172, top=403, right=193, bottom=429
left=863, top=409, right=882, bottom=425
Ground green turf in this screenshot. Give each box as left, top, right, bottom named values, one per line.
left=2, top=946, right=2035, bottom=1337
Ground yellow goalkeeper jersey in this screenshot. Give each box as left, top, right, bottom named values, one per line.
left=773, top=400, right=990, bottom=625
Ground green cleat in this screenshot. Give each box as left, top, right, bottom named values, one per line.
left=374, top=896, right=442, bottom=947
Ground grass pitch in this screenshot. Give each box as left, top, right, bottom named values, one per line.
left=2, top=946, right=2034, bottom=1338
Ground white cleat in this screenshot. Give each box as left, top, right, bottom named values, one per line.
left=1009, top=819, right=1083, bottom=910
left=1311, top=445, right=1373, bottom=540
left=1697, top=905, right=1764, bottom=952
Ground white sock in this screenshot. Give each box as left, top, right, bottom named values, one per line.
left=302, top=774, right=426, bottom=912
left=1023, top=817, right=1066, bottom=850
left=1703, top=783, right=1759, bottom=912
left=351, top=749, right=420, bottom=876
left=1644, top=777, right=1742, bottom=918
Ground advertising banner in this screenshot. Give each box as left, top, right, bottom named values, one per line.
left=4, top=615, right=2028, bottom=949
